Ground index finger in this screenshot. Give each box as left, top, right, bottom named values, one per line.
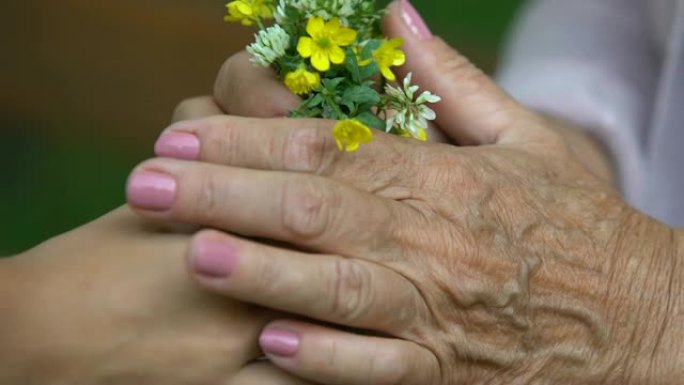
left=214, top=51, right=301, bottom=117
left=158, top=115, right=423, bottom=195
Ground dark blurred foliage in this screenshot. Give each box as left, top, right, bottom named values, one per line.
left=0, top=0, right=524, bottom=255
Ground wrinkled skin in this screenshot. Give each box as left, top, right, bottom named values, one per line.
left=126, top=1, right=683, bottom=384
left=127, top=110, right=680, bottom=384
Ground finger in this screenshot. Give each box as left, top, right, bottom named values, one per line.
left=186, top=230, right=423, bottom=334
left=231, top=362, right=317, bottom=385
left=153, top=115, right=421, bottom=194
left=126, top=159, right=407, bottom=260
left=214, top=51, right=301, bottom=117
left=258, top=321, right=441, bottom=385
left=172, top=96, right=224, bottom=122
left=384, top=0, right=541, bottom=146
left=151, top=97, right=225, bottom=232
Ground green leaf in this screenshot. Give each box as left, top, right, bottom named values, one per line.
left=322, top=77, right=345, bottom=92
left=356, top=112, right=386, bottom=131
left=343, top=85, right=381, bottom=106
left=345, top=48, right=362, bottom=83
left=304, top=93, right=324, bottom=108
left=357, top=62, right=379, bottom=80
left=361, top=39, right=382, bottom=59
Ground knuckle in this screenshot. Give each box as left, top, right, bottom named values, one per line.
left=280, top=178, right=333, bottom=240
left=282, top=126, right=332, bottom=173
left=328, top=258, right=373, bottom=323
left=191, top=169, right=223, bottom=225
left=199, top=117, right=239, bottom=162
left=367, top=347, right=409, bottom=385
left=251, top=250, right=285, bottom=295
left=439, top=50, right=488, bottom=94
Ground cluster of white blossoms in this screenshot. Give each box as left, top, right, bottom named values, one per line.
left=246, top=24, right=291, bottom=67
left=385, top=73, right=441, bottom=139
left=275, top=0, right=366, bottom=23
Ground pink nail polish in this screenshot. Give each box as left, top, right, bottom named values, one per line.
left=127, top=171, right=177, bottom=211
left=400, top=0, right=433, bottom=40
left=155, top=132, right=200, bottom=160
left=190, top=238, right=238, bottom=278
left=260, top=328, right=300, bottom=357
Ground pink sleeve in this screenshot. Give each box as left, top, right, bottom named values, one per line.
left=496, top=0, right=659, bottom=199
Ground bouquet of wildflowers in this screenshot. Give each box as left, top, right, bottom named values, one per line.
left=225, top=0, right=440, bottom=151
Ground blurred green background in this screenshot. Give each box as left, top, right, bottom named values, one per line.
left=1, top=0, right=525, bottom=255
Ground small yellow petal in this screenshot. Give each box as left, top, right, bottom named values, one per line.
left=329, top=46, right=346, bottom=64
left=345, top=141, right=361, bottom=152
left=307, top=17, right=325, bottom=37
left=297, top=37, right=313, bottom=58
left=393, top=50, right=406, bottom=66
left=284, top=67, right=321, bottom=95
left=235, top=2, right=253, bottom=15
left=334, top=28, right=358, bottom=46
left=416, top=128, right=428, bottom=141
left=333, top=119, right=374, bottom=152
left=311, top=51, right=330, bottom=72
left=305, top=71, right=321, bottom=85
left=259, top=4, right=274, bottom=18
left=381, top=66, right=396, bottom=81
left=327, top=17, right=342, bottom=31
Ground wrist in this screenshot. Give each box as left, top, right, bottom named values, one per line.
left=608, top=214, right=683, bottom=383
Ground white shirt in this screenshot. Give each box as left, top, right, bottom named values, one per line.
left=498, top=0, right=684, bottom=227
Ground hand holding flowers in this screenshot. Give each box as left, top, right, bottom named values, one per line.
left=225, top=0, right=440, bottom=151
left=128, top=1, right=684, bottom=383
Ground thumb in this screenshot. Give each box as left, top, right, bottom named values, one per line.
left=383, top=0, right=532, bottom=145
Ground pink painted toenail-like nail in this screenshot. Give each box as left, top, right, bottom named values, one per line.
left=127, top=171, right=177, bottom=211
left=260, top=328, right=301, bottom=357
left=400, top=0, right=433, bottom=40
left=155, top=132, right=200, bottom=160
left=190, top=238, right=238, bottom=278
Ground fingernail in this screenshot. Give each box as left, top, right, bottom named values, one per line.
left=260, top=328, right=300, bottom=357
left=400, top=0, right=433, bottom=40
left=190, top=238, right=238, bottom=278
left=155, top=132, right=200, bottom=160
left=126, top=171, right=177, bottom=211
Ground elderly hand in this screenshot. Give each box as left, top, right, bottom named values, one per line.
left=126, top=1, right=683, bottom=383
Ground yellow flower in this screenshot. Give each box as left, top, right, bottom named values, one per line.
left=284, top=67, right=321, bottom=95
left=374, top=38, right=406, bottom=81
left=297, top=17, right=358, bottom=72
left=224, top=0, right=274, bottom=26
left=333, top=119, right=374, bottom=152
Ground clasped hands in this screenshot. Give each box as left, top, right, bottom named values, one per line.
left=124, top=2, right=681, bottom=384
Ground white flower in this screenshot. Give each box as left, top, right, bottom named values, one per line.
left=276, top=0, right=366, bottom=23
left=384, top=73, right=441, bottom=139
left=246, top=25, right=290, bottom=67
